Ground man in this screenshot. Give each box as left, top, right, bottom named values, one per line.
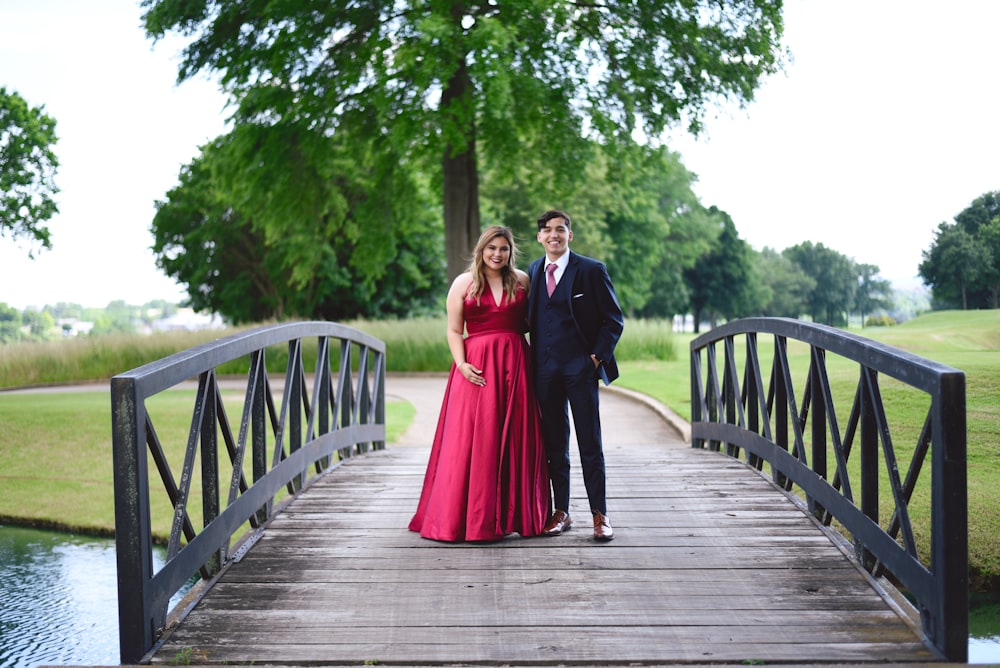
left=528, top=209, right=624, bottom=541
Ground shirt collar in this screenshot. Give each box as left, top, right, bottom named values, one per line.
left=547, top=252, right=570, bottom=272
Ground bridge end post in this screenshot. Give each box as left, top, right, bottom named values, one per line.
left=930, top=369, right=968, bottom=662
left=111, top=375, right=157, bottom=664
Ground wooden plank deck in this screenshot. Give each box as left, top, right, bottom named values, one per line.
left=149, top=379, right=940, bottom=665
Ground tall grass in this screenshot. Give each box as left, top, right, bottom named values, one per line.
left=0, top=317, right=675, bottom=387
left=0, top=329, right=242, bottom=388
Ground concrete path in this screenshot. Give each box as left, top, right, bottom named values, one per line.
left=384, top=372, right=690, bottom=448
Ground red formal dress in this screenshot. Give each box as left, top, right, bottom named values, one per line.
left=408, top=287, right=551, bottom=542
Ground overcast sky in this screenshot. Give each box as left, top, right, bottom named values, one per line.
left=2, top=0, right=999, bottom=310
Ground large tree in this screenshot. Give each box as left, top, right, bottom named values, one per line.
left=479, top=138, right=716, bottom=318
left=755, top=246, right=814, bottom=318
left=977, top=218, right=1000, bottom=309
left=151, top=122, right=445, bottom=322
left=920, top=191, right=1000, bottom=310
left=143, top=0, right=786, bottom=279
left=783, top=241, right=856, bottom=326
left=683, top=208, right=762, bottom=331
left=0, top=88, right=60, bottom=257
left=918, top=222, right=988, bottom=310
left=853, top=263, right=892, bottom=326
left=954, top=191, right=1000, bottom=236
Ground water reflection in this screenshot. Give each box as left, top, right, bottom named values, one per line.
left=1, top=524, right=998, bottom=666
left=0, top=525, right=190, bottom=668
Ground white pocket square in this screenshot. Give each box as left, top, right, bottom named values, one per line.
left=573, top=293, right=584, bottom=299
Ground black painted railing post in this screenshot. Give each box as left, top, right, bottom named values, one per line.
left=773, top=336, right=790, bottom=489
left=744, top=333, right=763, bottom=470
left=316, top=337, right=332, bottom=468
left=858, top=368, right=878, bottom=570
left=340, top=339, right=354, bottom=435
left=809, top=347, right=828, bottom=519
left=291, top=340, right=306, bottom=491
left=933, top=370, right=968, bottom=661
left=250, top=351, right=269, bottom=525
left=723, top=337, right=738, bottom=457
left=374, top=353, right=386, bottom=450
left=201, top=372, right=223, bottom=574
left=690, top=345, right=704, bottom=449
left=111, top=376, right=156, bottom=664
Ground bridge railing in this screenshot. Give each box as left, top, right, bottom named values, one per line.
left=690, top=317, right=967, bottom=662
left=111, top=322, right=385, bottom=664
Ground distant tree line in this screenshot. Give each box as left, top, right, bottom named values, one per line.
left=0, top=301, right=181, bottom=343
left=675, top=212, right=893, bottom=331
left=919, top=191, right=1000, bottom=310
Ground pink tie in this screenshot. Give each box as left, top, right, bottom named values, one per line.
left=546, top=263, right=557, bottom=297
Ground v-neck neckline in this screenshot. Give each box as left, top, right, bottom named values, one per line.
left=490, top=286, right=504, bottom=308
left=486, top=274, right=505, bottom=308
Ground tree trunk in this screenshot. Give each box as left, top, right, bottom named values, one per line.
left=441, top=57, right=480, bottom=281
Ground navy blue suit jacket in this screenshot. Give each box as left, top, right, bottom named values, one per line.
left=528, top=251, right=624, bottom=385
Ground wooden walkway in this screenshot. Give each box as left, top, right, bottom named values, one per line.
left=149, top=376, right=940, bottom=665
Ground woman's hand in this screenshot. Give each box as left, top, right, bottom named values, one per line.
left=459, top=362, right=485, bottom=386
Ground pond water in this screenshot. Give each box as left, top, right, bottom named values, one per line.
left=0, top=526, right=191, bottom=667
left=1, top=524, right=998, bottom=666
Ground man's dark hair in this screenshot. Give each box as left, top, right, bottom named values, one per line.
left=537, top=209, right=572, bottom=231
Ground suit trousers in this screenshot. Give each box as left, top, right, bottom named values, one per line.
left=534, top=360, right=606, bottom=515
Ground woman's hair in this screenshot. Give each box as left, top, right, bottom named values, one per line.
left=467, top=225, right=520, bottom=304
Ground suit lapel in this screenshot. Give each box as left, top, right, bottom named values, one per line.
left=530, top=260, right=543, bottom=302
left=561, top=252, right=579, bottom=297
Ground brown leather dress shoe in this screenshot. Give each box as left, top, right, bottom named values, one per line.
left=593, top=512, right=614, bottom=541
left=542, top=510, right=572, bottom=536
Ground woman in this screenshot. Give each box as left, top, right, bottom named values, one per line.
left=408, top=226, right=550, bottom=542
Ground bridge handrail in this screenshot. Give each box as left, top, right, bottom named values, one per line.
left=111, top=322, right=385, bottom=664
left=689, top=317, right=967, bottom=662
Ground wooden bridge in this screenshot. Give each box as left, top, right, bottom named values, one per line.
left=110, top=321, right=967, bottom=665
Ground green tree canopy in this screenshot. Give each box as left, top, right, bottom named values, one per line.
left=755, top=246, right=814, bottom=318
left=601, top=144, right=718, bottom=317
left=783, top=241, right=857, bottom=326
left=0, top=302, right=22, bottom=343
left=920, top=191, right=1000, bottom=310
left=151, top=122, right=445, bottom=323
left=853, top=263, right=892, bottom=325
left=143, top=0, right=786, bottom=279
left=0, top=88, right=60, bottom=257
left=977, top=218, right=1000, bottom=309
left=683, top=208, right=762, bottom=331
left=954, top=191, right=1000, bottom=236
left=479, top=139, right=719, bottom=318
left=919, top=221, right=989, bottom=310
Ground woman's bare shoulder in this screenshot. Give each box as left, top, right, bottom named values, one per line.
left=448, top=271, right=475, bottom=297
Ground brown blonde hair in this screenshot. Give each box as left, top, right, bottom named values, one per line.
left=467, top=226, right=520, bottom=304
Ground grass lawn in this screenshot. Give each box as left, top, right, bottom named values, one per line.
left=0, top=390, right=413, bottom=538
